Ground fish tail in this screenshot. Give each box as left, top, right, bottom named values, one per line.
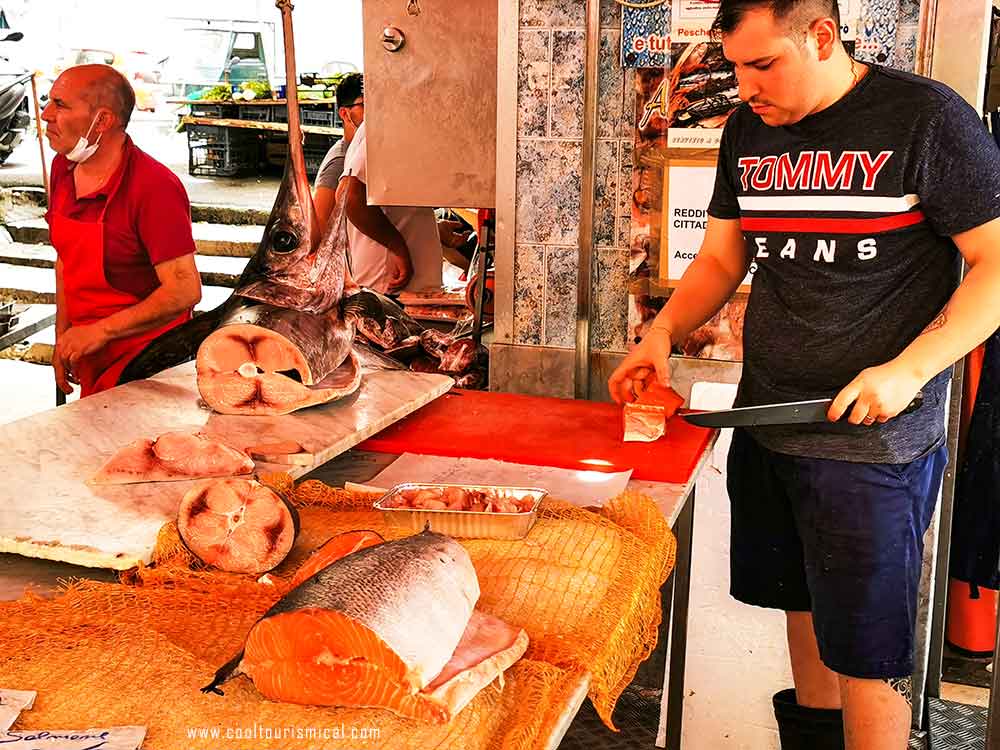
left=340, top=289, right=388, bottom=327
left=200, top=650, right=245, bottom=696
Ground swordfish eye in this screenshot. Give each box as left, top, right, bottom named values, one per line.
left=269, top=224, right=300, bottom=254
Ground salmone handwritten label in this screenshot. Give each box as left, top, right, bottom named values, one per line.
left=0, top=726, right=146, bottom=750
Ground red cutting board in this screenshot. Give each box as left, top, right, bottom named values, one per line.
left=358, top=389, right=715, bottom=484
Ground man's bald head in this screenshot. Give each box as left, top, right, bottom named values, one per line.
left=65, top=64, right=135, bottom=129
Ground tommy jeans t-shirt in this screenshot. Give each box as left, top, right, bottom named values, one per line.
left=708, top=65, right=1000, bottom=463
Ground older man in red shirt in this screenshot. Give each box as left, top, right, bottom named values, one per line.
left=42, top=64, right=201, bottom=397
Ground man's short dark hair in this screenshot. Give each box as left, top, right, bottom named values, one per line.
left=336, top=73, right=363, bottom=107
left=711, top=0, right=841, bottom=38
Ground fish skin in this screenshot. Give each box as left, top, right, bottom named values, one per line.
left=202, top=529, right=478, bottom=696
left=353, top=340, right=407, bottom=371
left=343, top=289, right=425, bottom=349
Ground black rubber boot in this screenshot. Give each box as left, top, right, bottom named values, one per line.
left=772, top=688, right=846, bottom=750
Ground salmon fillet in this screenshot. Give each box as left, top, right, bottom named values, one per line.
left=204, top=529, right=528, bottom=722
left=285, top=530, right=385, bottom=590
left=90, top=432, right=254, bottom=485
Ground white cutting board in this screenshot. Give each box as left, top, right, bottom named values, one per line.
left=0, top=362, right=452, bottom=570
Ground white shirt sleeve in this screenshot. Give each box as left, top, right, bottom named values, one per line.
left=342, top=121, right=367, bottom=184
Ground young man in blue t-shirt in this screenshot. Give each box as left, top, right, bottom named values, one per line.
left=609, top=1, right=1000, bottom=748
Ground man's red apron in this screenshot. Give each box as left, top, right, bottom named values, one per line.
left=48, top=165, right=190, bottom=397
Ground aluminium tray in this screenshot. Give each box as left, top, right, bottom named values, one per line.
left=374, top=482, right=546, bottom=540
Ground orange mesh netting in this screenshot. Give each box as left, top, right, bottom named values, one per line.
left=0, top=474, right=676, bottom=749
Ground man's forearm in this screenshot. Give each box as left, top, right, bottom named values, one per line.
left=349, top=201, right=407, bottom=253
left=99, top=285, right=194, bottom=341
left=894, top=259, right=1000, bottom=382
left=649, top=253, right=747, bottom=342
left=343, top=178, right=407, bottom=254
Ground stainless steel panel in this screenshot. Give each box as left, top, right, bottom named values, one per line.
left=362, top=0, right=497, bottom=207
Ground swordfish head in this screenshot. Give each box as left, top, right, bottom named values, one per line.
left=234, top=154, right=349, bottom=315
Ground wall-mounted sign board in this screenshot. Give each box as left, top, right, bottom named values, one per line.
left=660, top=156, right=753, bottom=291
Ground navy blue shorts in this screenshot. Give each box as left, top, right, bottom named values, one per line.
left=727, top=428, right=947, bottom=679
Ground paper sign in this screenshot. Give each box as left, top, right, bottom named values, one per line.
left=673, top=0, right=855, bottom=40
left=673, top=0, right=719, bottom=41
left=368, top=453, right=633, bottom=508
left=839, top=0, right=858, bottom=42
left=663, top=161, right=752, bottom=288
left=0, top=726, right=146, bottom=750
left=0, top=691, right=36, bottom=732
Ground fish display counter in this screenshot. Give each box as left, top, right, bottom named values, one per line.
left=0, top=380, right=716, bottom=750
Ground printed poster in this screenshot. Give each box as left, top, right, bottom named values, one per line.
left=620, top=0, right=669, bottom=69
left=666, top=42, right=741, bottom=149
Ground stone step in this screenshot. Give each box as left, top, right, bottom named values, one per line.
left=0, top=242, right=249, bottom=288
left=5, top=218, right=264, bottom=258
left=7, top=186, right=272, bottom=226
left=0, top=263, right=234, bottom=310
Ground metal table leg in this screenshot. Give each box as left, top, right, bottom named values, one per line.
left=986, top=599, right=1000, bottom=749
left=664, top=488, right=696, bottom=750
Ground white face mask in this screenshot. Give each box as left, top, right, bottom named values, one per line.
left=65, top=114, right=102, bottom=163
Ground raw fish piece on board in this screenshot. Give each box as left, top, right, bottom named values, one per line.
left=90, top=432, right=253, bottom=485
left=196, top=305, right=360, bottom=416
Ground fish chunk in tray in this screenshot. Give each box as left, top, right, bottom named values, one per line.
left=375, top=484, right=547, bottom=541
left=380, top=484, right=541, bottom=513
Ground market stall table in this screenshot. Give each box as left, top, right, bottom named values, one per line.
left=0, top=386, right=717, bottom=750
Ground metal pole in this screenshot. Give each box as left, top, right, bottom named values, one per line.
left=29, top=74, right=48, bottom=197
left=988, top=594, right=1000, bottom=749
left=665, top=488, right=696, bottom=750
left=926, top=255, right=969, bottom=703
left=573, top=0, right=600, bottom=400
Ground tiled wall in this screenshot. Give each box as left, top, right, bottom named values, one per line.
left=513, top=0, right=633, bottom=354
